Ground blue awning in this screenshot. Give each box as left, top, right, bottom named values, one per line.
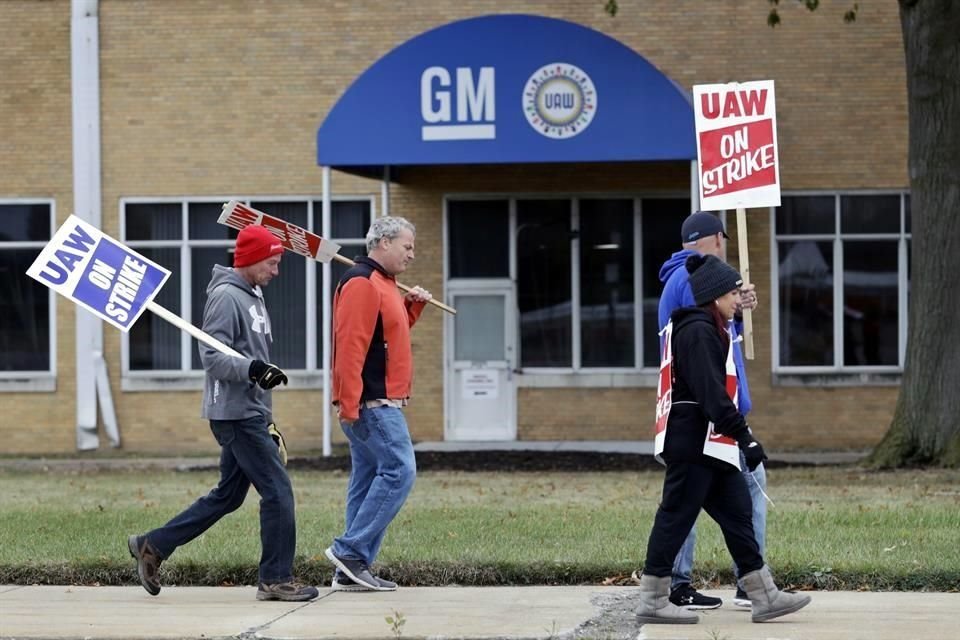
left=317, top=14, right=696, bottom=176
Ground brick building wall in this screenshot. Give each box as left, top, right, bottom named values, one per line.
left=0, top=1, right=77, bottom=452
left=0, top=0, right=907, bottom=453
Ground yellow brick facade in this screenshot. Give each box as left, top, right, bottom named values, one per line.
left=0, top=1, right=907, bottom=454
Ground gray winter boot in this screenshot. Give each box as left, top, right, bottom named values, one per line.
left=741, top=565, right=812, bottom=622
left=635, top=574, right=699, bottom=625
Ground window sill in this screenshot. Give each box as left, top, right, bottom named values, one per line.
left=0, top=375, right=56, bottom=393
left=122, top=372, right=205, bottom=392
left=121, top=371, right=326, bottom=392
left=773, top=371, right=902, bottom=387
left=516, top=371, right=658, bottom=388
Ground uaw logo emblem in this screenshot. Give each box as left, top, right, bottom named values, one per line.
left=522, top=63, right=597, bottom=139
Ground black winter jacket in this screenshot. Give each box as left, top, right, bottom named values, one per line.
left=661, top=307, right=750, bottom=468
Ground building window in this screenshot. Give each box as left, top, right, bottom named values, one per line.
left=448, top=199, right=509, bottom=278
left=517, top=198, right=574, bottom=367
left=773, top=193, right=910, bottom=373
left=448, top=196, right=689, bottom=372
left=121, top=197, right=372, bottom=378
left=321, top=199, right=372, bottom=366
left=579, top=198, right=635, bottom=367
left=0, top=202, right=54, bottom=378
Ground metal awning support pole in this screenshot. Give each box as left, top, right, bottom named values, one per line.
left=321, top=166, right=332, bottom=457
left=689, top=159, right=700, bottom=213
left=381, top=166, right=390, bottom=217
left=72, top=0, right=117, bottom=449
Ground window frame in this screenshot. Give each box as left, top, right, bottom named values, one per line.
left=444, top=191, right=689, bottom=388
left=119, top=194, right=375, bottom=391
left=0, top=199, right=57, bottom=392
left=770, top=190, right=910, bottom=384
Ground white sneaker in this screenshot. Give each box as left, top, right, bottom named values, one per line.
left=331, top=574, right=373, bottom=592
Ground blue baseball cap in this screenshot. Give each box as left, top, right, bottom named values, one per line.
left=681, top=211, right=729, bottom=244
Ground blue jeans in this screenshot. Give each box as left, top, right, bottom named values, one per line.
left=671, top=456, right=767, bottom=590
left=146, top=415, right=296, bottom=584
left=332, top=406, right=417, bottom=566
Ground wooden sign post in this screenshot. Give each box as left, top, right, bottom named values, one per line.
left=735, top=207, right=754, bottom=359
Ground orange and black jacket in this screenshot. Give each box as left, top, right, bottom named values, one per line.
left=332, top=256, right=425, bottom=422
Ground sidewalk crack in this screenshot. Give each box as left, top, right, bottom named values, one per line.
left=236, top=591, right=334, bottom=639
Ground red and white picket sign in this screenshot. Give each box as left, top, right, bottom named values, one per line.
left=702, top=336, right=741, bottom=469
left=653, top=323, right=674, bottom=465
left=693, top=80, right=781, bottom=211
left=654, top=321, right=741, bottom=470
left=219, top=200, right=342, bottom=263
left=692, top=80, right=779, bottom=360
left=219, top=201, right=457, bottom=315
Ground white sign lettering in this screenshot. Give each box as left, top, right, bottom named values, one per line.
left=421, top=66, right=496, bottom=141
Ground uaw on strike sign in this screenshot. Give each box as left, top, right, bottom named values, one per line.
left=27, top=215, right=170, bottom=331
left=219, top=200, right=342, bottom=263
left=694, top=80, right=781, bottom=211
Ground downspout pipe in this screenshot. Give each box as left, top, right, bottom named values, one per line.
left=71, top=0, right=113, bottom=449
left=381, top=166, right=390, bottom=217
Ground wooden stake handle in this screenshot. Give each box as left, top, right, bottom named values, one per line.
left=735, top=208, right=755, bottom=360
left=331, top=254, right=457, bottom=315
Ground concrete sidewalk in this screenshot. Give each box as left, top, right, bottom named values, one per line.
left=1, top=585, right=954, bottom=640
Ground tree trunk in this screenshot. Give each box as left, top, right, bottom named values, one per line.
left=869, top=0, right=960, bottom=467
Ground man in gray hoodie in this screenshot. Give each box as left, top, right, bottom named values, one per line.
left=127, top=224, right=318, bottom=602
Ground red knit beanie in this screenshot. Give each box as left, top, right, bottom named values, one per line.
left=234, top=225, right=283, bottom=267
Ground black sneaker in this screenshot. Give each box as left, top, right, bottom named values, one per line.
left=324, top=547, right=388, bottom=591
left=331, top=571, right=398, bottom=592
left=733, top=587, right=752, bottom=608
left=372, top=575, right=398, bottom=591
left=669, top=584, right=722, bottom=610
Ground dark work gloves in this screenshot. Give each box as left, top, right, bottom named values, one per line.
left=737, top=432, right=768, bottom=472
left=249, top=360, right=288, bottom=390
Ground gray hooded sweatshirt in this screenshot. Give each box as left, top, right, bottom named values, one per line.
left=199, top=264, right=274, bottom=421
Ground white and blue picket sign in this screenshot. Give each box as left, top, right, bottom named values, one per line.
left=27, top=214, right=170, bottom=332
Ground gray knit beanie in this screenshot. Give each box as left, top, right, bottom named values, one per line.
left=686, top=254, right=743, bottom=306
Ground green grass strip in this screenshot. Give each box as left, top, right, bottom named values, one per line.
left=1, top=467, right=958, bottom=590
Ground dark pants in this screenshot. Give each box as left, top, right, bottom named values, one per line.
left=146, top=415, right=296, bottom=584
left=644, top=460, right=763, bottom=579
